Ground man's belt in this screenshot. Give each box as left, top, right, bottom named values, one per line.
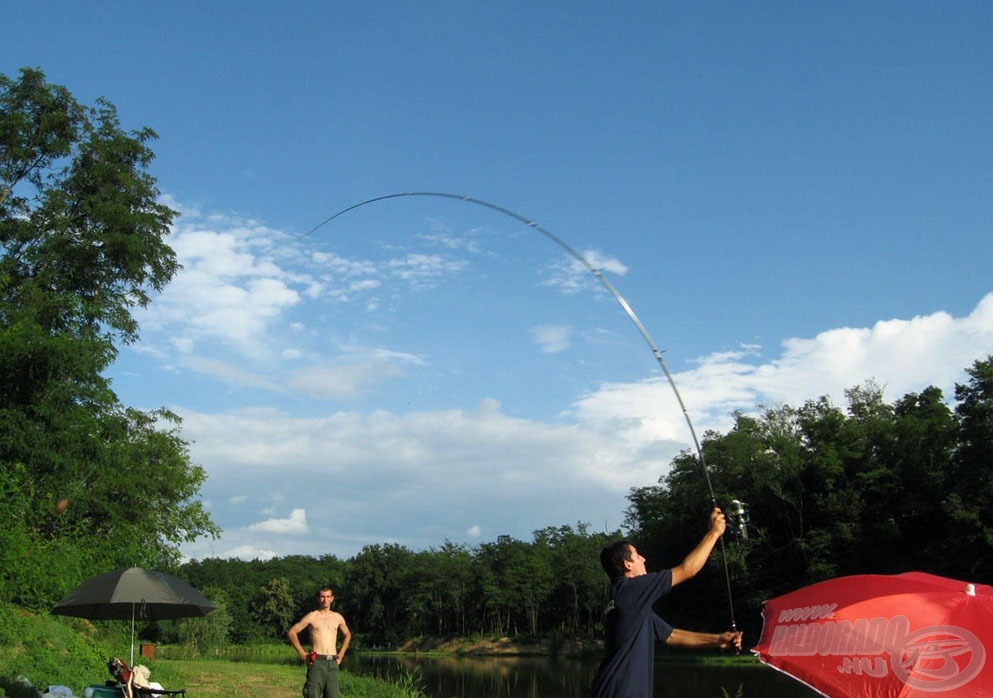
left=307, top=651, right=337, bottom=664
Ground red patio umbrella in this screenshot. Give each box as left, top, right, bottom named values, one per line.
left=753, top=572, right=993, bottom=697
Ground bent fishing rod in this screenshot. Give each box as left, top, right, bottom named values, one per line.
left=307, top=191, right=738, bottom=631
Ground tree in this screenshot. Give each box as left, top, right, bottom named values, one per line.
left=408, top=542, right=476, bottom=636
left=251, top=578, right=296, bottom=640
left=1, top=68, right=179, bottom=344
left=947, top=356, right=993, bottom=579
left=175, top=587, right=232, bottom=654
left=0, top=68, right=217, bottom=605
left=533, top=523, right=613, bottom=636
left=475, top=535, right=554, bottom=635
left=344, top=543, right=417, bottom=645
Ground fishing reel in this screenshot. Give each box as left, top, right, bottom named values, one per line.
left=727, top=498, right=750, bottom=542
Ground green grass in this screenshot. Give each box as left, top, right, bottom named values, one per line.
left=154, top=644, right=295, bottom=664
left=0, top=605, right=107, bottom=698
left=144, top=659, right=427, bottom=698
left=0, top=605, right=425, bottom=698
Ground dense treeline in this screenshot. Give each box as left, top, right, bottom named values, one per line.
left=4, top=69, right=993, bottom=655
left=177, top=358, right=993, bottom=647
left=179, top=524, right=615, bottom=647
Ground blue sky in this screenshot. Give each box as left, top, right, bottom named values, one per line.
left=5, top=2, right=992, bottom=561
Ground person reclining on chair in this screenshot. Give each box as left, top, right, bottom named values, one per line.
left=107, top=658, right=185, bottom=698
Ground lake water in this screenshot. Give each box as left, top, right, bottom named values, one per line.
left=347, top=653, right=820, bottom=698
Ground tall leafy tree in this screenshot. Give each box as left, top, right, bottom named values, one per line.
left=533, top=523, right=613, bottom=636
left=475, top=534, right=554, bottom=635
left=174, top=587, right=232, bottom=654
left=344, top=543, right=417, bottom=644
left=250, top=578, right=296, bottom=639
left=408, top=542, right=476, bottom=636
left=1, top=68, right=217, bottom=605
left=1, top=68, right=178, bottom=342
left=947, top=357, right=993, bottom=579
left=882, top=385, right=956, bottom=571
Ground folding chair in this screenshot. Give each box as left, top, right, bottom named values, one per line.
left=107, top=658, right=187, bottom=698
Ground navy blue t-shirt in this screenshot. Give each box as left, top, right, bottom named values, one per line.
left=590, top=571, right=674, bottom=698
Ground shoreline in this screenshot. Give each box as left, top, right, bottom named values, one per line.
left=384, top=635, right=758, bottom=665
left=393, top=634, right=602, bottom=657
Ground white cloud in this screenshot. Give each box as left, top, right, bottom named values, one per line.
left=223, top=545, right=281, bottom=562
left=358, top=347, right=428, bottom=366
left=542, top=250, right=627, bottom=294
left=133, top=208, right=475, bottom=399
left=286, top=361, right=406, bottom=400
left=247, top=508, right=309, bottom=534
left=531, top=324, right=572, bottom=354
left=278, top=344, right=426, bottom=400
left=178, top=398, right=652, bottom=559
left=311, top=250, right=380, bottom=278
left=182, top=356, right=284, bottom=392
left=573, top=293, right=993, bottom=441
left=750, top=296, right=993, bottom=407
left=582, top=250, right=628, bottom=277
left=141, top=221, right=303, bottom=357
left=387, top=253, right=468, bottom=288
left=418, top=221, right=484, bottom=253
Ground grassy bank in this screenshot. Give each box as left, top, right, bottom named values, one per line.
left=1, top=605, right=755, bottom=698
left=123, top=659, right=427, bottom=698
left=0, top=605, right=425, bottom=698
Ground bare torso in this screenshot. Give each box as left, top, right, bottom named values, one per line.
left=304, top=609, right=346, bottom=655
left=288, top=590, right=351, bottom=665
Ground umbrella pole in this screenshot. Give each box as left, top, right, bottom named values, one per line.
left=130, top=603, right=135, bottom=667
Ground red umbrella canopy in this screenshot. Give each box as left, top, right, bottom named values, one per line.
left=753, top=572, right=993, bottom=697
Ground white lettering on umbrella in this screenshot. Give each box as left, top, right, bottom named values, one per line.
left=777, top=604, right=838, bottom=622
left=769, top=613, right=986, bottom=691
left=770, top=615, right=909, bottom=657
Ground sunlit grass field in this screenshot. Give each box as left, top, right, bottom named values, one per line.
left=0, top=605, right=426, bottom=698
left=150, top=658, right=425, bottom=698
left=128, top=647, right=427, bottom=698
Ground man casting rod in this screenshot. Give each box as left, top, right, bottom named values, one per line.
left=307, top=191, right=737, bottom=630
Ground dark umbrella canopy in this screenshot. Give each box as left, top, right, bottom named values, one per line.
left=52, top=567, right=215, bottom=620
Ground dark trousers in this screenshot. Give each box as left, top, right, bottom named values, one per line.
left=303, top=655, right=339, bottom=698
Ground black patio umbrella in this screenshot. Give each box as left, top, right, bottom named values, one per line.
left=52, top=567, right=215, bottom=665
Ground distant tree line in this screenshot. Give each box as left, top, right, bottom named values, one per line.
left=178, top=524, right=615, bottom=647
left=177, top=356, right=993, bottom=647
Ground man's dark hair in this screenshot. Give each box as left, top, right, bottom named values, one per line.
left=600, top=540, right=634, bottom=581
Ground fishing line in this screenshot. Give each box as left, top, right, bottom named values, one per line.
left=307, top=191, right=737, bottom=630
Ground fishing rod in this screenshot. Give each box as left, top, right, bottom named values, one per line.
left=307, top=191, right=738, bottom=630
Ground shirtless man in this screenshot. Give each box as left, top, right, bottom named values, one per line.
left=287, top=586, right=352, bottom=698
